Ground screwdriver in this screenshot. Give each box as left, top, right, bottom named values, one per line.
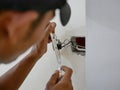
left=50, top=33, right=62, bottom=78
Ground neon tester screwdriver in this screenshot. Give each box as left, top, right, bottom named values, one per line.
left=50, top=33, right=62, bottom=77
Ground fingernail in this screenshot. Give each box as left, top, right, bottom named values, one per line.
left=51, top=22, right=56, bottom=28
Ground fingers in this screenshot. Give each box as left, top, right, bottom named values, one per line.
left=30, top=30, right=49, bottom=59
left=61, top=66, right=73, bottom=81
left=47, top=70, right=59, bottom=86
left=40, top=22, right=56, bottom=44
left=39, top=22, right=56, bottom=44
left=36, top=35, right=48, bottom=54
left=46, top=66, right=73, bottom=90
left=47, top=23, right=56, bottom=43
left=36, top=22, right=56, bottom=54
left=29, top=11, right=55, bottom=43
left=28, top=22, right=56, bottom=60
left=45, top=22, right=56, bottom=37
left=29, top=22, right=56, bottom=45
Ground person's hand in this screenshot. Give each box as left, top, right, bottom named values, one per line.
left=45, top=66, right=73, bottom=90
left=28, top=22, right=56, bottom=61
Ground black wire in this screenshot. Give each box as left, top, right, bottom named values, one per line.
left=62, top=41, right=72, bottom=48
left=62, top=39, right=70, bottom=44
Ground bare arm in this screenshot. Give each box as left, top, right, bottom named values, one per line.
left=0, top=54, right=39, bottom=90
left=0, top=22, right=56, bottom=90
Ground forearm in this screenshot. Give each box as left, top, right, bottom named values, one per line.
left=0, top=54, right=39, bottom=90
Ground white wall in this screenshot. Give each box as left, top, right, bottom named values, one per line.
left=86, top=0, right=120, bottom=90
left=0, top=0, right=86, bottom=90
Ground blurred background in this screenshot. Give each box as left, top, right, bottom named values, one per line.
left=86, top=0, right=120, bottom=90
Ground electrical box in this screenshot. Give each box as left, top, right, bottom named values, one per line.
left=71, top=36, right=85, bottom=56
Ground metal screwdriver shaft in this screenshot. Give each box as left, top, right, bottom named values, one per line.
left=50, top=33, right=62, bottom=76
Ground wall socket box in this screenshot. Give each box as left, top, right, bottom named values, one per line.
left=71, top=36, right=85, bottom=56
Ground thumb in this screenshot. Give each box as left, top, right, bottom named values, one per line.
left=30, top=22, right=56, bottom=45
left=44, top=22, right=56, bottom=37
left=48, top=70, right=59, bottom=86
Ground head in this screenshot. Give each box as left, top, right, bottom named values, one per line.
left=0, top=10, right=55, bottom=64
left=0, top=0, right=71, bottom=64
